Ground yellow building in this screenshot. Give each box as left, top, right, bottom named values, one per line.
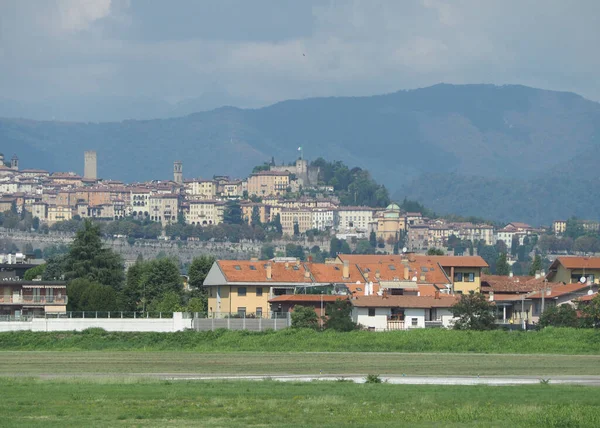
left=247, top=171, right=290, bottom=197
left=186, top=200, right=225, bottom=226
left=280, top=208, right=313, bottom=236
left=203, top=260, right=312, bottom=317
left=47, top=205, right=73, bottom=225
left=553, top=220, right=567, bottom=235
left=376, top=203, right=406, bottom=242
left=184, top=179, right=217, bottom=200
left=148, top=194, right=178, bottom=226
left=417, top=255, right=488, bottom=294
left=546, top=257, right=600, bottom=285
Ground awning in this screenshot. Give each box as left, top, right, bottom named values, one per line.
left=22, top=285, right=67, bottom=289
left=379, top=281, right=418, bottom=290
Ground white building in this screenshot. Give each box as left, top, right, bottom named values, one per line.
left=335, top=207, right=375, bottom=232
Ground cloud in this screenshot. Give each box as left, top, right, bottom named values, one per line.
left=1, top=0, right=600, bottom=120
left=57, top=0, right=113, bottom=32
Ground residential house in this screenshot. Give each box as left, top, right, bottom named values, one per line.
left=527, top=282, right=598, bottom=323
left=546, top=257, right=600, bottom=285
left=247, top=171, right=290, bottom=197
left=351, top=295, right=457, bottom=331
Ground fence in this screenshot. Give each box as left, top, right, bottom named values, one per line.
left=193, top=312, right=291, bottom=331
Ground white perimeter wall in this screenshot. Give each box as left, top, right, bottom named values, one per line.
left=0, top=313, right=192, bottom=332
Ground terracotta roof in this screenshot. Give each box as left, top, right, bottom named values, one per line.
left=351, top=295, right=458, bottom=308
left=481, top=274, right=547, bottom=293
left=308, top=263, right=364, bottom=284
left=413, top=255, right=489, bottom=268
left=418, top=284, right=444, bottom=296
left=346, top=282, right=381, bottom=296
left=527, top=283, right=595, bottom=299
left=576, top=292, right=598, bottom=302
left=218, top=260, right=310, bottom=283
left=554, top=257, right=600, bottom=270
left=268, top=295, right=347, bottom=303
left=337, top=255, right=403, bottom=264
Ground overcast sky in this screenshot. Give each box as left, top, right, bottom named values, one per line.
left=1, top=0, right=599, bottom=120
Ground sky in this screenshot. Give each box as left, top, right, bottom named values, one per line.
left=1, top=0, right=599, bottom=121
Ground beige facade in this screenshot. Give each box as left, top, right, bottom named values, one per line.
left=186, top=200, right=224, bottom=226
left=222, top=181, right=243, bottom=198
left=185, top=180, right=217, bottom=200
left=311, top=208, right=334, bottom=231
left=130, top=190, right=151, bottom=217
left=148, top=194, right=178, bottom=226
left=376, top=203, right=406, bottom=242
left=280, top=208, right=313, bottom=236
left=47, top=205, right=73, bottom=224
left=336, top=207, right=374, bottom=231
left=247, top=171, right=290, bottom=197
left=553, top=220, right=567, bottom=235
left=30, top=202, right=48, bottom=221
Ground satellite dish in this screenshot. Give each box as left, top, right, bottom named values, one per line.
left=402, top=247, right=407, bottom=253
left=356, top=281, right=361, bottom=284
left=412, top=276, right=418, bottom=282
left=588, top=289, right=594, bottom=295
left=580, top=276, right=587, bottom=284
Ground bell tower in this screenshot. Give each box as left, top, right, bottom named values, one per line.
left=174, top=161, right=183, bottom=184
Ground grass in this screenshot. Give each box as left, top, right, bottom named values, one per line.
left=1, top=327, right=599, bottom=354
left=1, top=351, right=600, bottom=376
left=0, top=378, right=599, bottom=427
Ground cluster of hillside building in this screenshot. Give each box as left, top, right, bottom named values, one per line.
left=0, top=151, right=595, bottom=252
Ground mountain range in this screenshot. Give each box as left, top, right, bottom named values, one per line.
left=1, top=83, right=599, bottom=226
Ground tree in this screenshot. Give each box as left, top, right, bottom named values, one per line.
left=539, top=305, right=579, bottom=328
left=579, top=294, right=600, bottom=328
left=324, top=299, right=357, bottom=332
left=340, top=240, right=351, bottom=254
left=67, top=278, right=118, bottom=312
left=147, top=290, right=183, bottom=313
left=564, top=218, right=585, bottom=240
left=23, top=264, right=46, bottom=281
left=293, top=223, right=300, bottom=236
left=261, top=244, right=275, bottom=260
left=529, top=254, right=542, bottom=276
left=369, top=231, right=377, bottom=248
left=355, top=240, right=375, bottom=254
left=122, top=258, right=183, bottom=311
left=329, top=237, right=341, bottom=258
left=427, top=248, right=445, bottom=256
left=510, top=236, right=520, bottom=257
left=496, top=253, right=510, bottom=276
left=285, top=243, right=304, bottom=260
left=62, top=219, right=124, bottom=290
left=291, top=305, right=320, bottom=330
left=223, top=200, right=242, bottom=225
left=251, top=206, right=261, bottom=226
left=450, top=292, right=496, bottom=330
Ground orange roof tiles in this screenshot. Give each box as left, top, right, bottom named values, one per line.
left=268, top=295, right=346, bottom=303
left=412, top=255, right=488, bottom=268
left=555, top=257, right=600, bottom=270
left=352, top=295, right=458, bottom=308
left=481, top=274, right=548, bottom=293
left=308, top=263, right=363, bottom=284
left=577, top=293, right=598, bottom=302
left=527, top=283, right=594, bottom=299
left=218, top=260, right=310, bottom=283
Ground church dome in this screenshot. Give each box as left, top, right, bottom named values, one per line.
left=386, top=203, right=400, bottom=211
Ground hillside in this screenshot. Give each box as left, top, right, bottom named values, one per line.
left=1, top=84, right=599, bottom=224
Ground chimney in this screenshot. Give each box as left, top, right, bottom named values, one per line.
left=420, top=274, right=426, bottom=282
left=535, top=271, right=540, bottom=279
left=304, top=269, right=311, bottom=279
left=364, top=272, right=369, bottom=281
left=403, top=267, right=409, bottom=280
left=375, top=270, right=381, bottom=280
left=266, top=263, right=272, bottom=280
left=546, top=289, right=551, bottom=296
left=509, top=272, right=513, bottom=278
left=489, top=291, right=494, bottom=302
left=285, top=262, right=289, bottom=270
left=342, top=261, right=350, bottom=280
left=435, top=290, right=440, bottom=299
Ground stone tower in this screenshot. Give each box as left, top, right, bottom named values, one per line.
left=10, top=154, right=18, bottom=171
left=173, top=161, right=183, bottom=184
left=84, top=151, right=97, bottom=180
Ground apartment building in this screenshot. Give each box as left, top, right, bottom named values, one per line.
left=185, top=200, right=225, bottom=226
left=184, top=179, right=217, bottom=200
left=148, top=194, right=178, bottom=226
left=335, top=207, right=374, bottom=231
left=47, top=205, right=73, bottom=225
left=247, top=171, right=290, bottom=197
left=280, top=208, right=313, bottom=236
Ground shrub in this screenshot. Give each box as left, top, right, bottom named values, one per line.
left=539, top=305, right=579, bottom=328
left=291, top=306, right=320, bottom=330
left=365, top=374, right=382, bottom=384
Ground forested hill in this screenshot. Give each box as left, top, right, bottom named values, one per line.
left=2, top=83, right=600, bottom=224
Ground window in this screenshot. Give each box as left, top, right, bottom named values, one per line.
left=464, top=272, right=475, bottom=282
left=256, top=287, right=263, bottom=296
left=454, top=272, right=463, bottom=282
left=389, top=265, right=396, bottom=270
left=411, top=318, right=418, bottom=327
left=256, top=307, right=263, bottom=318
left=368, top=308, right=376, bottom=317
left=237, top=287, right=247, bottom=296
left=234, top=265, right=241, bottom=270
left=249, top=265, right=256, bottom=270
left=237, top=307, right=246, bottom=317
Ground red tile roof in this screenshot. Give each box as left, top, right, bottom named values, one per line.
left=527, top=283, right=595, bottom=299
left=308, top=263, right=363, bottom=284
left=577, top=292, right=598, bottom=302
left=413, top=255, right=489, bottom=268
left=218, top=260, right=310, bottom=283
left=351, top=295, right=458, bottom=309
left=268, top=295, right=347, bottom=303
left=555, top=257, right=600, bottom=270
left=481, top=274, right=548, bottom=293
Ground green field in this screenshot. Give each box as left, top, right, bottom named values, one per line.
left=1, top=327, right=599, bottom=354
left=2, top=351, right=600, bottom=377
left=0, top=378, right=598, bottom=427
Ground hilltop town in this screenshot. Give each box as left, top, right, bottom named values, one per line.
left=1, top=150, right=599, bottom=264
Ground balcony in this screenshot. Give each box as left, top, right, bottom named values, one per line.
left=0, top=295, right=68, bottom=305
